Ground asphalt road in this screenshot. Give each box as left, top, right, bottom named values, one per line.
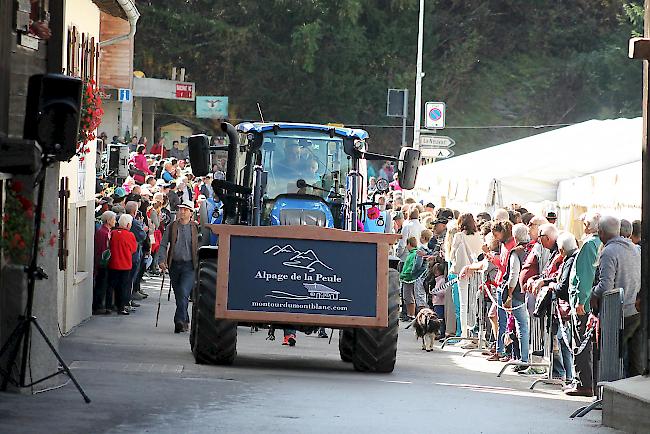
left=0, top=274, right=620, bottom=434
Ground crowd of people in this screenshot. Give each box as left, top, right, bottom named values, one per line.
left=91, top=142, right=644, bottom=390
left=93, top=136, right=223, bottom=333
left=382, top=187, right=643, bottom=396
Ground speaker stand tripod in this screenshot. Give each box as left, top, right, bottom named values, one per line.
left=0, top=157, right=90, bottom=403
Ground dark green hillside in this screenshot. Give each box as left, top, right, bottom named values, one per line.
left=135, top=0, right=643, bottom=155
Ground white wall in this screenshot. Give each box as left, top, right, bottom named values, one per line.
left=100, top=100, right=121, bottom=140
left=58, top=0, right=101, bottom=332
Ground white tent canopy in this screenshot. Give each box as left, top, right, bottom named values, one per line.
left=557, top=160, right=641, bottom=221
left=414, top=118, right=642, bottom=216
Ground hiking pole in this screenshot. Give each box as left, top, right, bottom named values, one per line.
left=155, top=273, right=165, bottom=327
left=167, top=276, right=172, bottom=302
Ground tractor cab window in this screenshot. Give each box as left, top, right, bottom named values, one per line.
left=261, top=131, right=347, bottom=199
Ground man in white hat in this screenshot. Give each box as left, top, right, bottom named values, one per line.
left=157, top=200, right=199, bottom=333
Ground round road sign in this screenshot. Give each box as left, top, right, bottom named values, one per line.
left=428, top=108, right=442, bottom=121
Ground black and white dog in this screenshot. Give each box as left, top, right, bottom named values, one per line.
left=411, top=308, right=442, bottom=352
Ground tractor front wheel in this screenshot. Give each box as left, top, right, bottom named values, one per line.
left=190, top=256, right=237, bottom=365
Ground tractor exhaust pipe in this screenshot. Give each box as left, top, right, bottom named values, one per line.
left=221, top=122, right=239, bottom=184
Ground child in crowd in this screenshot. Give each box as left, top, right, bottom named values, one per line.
left=399, top=236, right=420, bottom=319
left=430, top=262, right=446, bottom=338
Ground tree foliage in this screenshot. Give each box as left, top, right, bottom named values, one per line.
left=135, top=0, right=643, bottom=155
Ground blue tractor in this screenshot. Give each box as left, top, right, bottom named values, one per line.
left=187, top=122, right=419, bottom=372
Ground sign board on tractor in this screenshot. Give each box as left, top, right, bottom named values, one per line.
left=207, top=225, right=400, bottom=328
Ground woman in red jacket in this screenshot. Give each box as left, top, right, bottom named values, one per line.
left=109, top=214, right=138, bottom=315
left=132, top=145, right=153, bottom=185
left=149, top=138, right=165, bottom=158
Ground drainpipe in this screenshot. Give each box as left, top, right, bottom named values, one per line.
left=99, top=0, right=140, bottom=47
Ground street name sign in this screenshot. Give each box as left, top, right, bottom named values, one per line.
left=419, top=135, right=455, bottom=148
left=424, top=101, right=445, bottom=129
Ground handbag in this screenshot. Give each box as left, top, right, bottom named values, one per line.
left=533, top=285, right=553, bottom=318
left=99, top=249, right=111, bottom=268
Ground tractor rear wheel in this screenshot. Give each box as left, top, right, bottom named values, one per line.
left=351, top=269, right=400, bottom=373
left=190, top=257, right=237, bottom=365
left=339, top=329, right=355, bottom=363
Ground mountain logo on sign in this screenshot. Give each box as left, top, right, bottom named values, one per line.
left=263, top=244, right=333, bottom=273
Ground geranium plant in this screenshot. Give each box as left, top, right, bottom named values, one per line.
left=77, top=79, right=104, bottom=162
left=1, top=180, right=58, bottom=265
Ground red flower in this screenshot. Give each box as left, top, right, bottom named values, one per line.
left=18, top=196, right=33, bottom=211
left=51, top=217, right=58, bottom=225
left=13, top=233, right=22, bottom=242
left=17, top=240, right=26, bottom=249
left=26, top=208, right=34, bottom=219
left=11, top=180, right=24, bottom=193
left=3, top=214, right=9, bottom=223
left=48, top=234, right=57, bottom=247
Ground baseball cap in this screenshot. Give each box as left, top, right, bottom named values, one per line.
left=546, top=211, right=557, bottom=221
left=114, top=187, right=127, bottom=198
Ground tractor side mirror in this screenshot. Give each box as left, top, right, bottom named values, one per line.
left=188, top=134, right=210, bottom=176
left=398, top=147, right=420, bottom=190
left=247, top=132, right=263, bottom=152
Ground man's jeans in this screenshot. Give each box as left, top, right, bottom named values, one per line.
left=169, top=260, right=194, bottom=324
left=511, top=297, right=530, bottom=363
left=555, top=321, right=574, bottom=381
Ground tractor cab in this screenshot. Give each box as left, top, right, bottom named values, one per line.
left=189, top=121, right=419, bottom=232
left=236, top=122, right=370, bottom=228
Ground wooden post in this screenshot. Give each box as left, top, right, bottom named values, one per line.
left=628, top=0, right=650, bottom=375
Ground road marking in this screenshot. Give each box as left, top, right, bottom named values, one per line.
left=70, top=361, right=184, bottom=374
left=381, top=380, right=412, bottom=384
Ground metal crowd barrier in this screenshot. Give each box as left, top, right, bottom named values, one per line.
left=441, top=273, right=481, bottom=348
left=571, top=288, right=625, bottom=419
left=463, top=272, right=493, bottom=357
left=495, top=293, right=562, bottom=390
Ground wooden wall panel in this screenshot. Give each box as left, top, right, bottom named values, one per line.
left=98, top=11, right=132, bottom=89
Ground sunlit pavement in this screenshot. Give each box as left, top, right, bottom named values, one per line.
left=0, top=274, right=620, bottom=434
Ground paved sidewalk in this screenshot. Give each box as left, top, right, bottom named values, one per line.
left=0, top=273, right=619, bottom=434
